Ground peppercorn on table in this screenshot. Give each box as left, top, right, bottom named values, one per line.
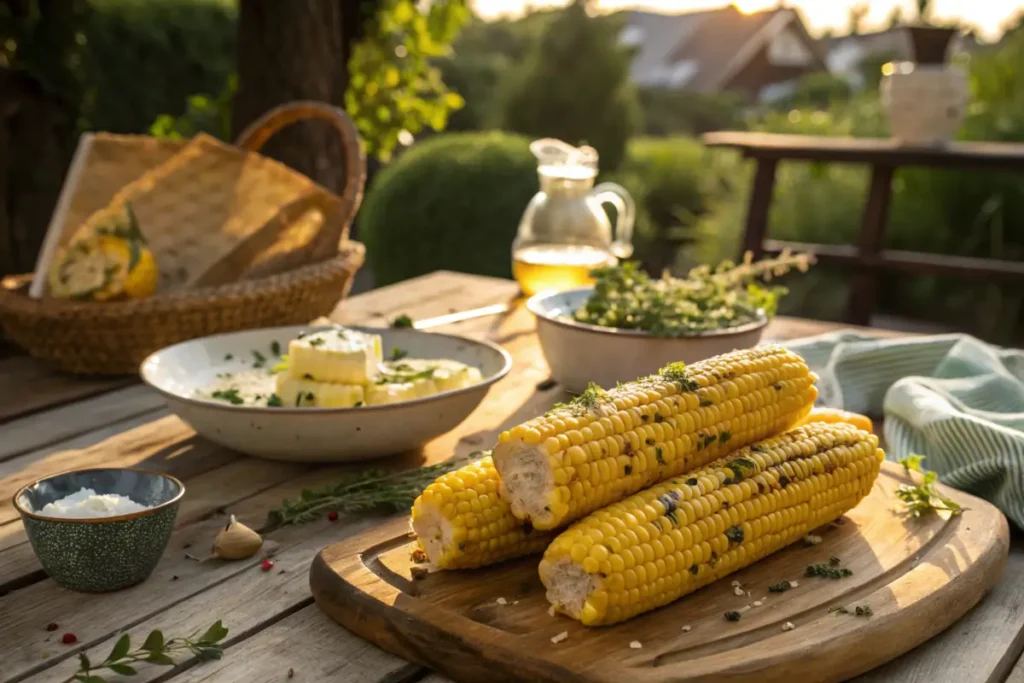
left=0, top=271, right=1022, bottom=683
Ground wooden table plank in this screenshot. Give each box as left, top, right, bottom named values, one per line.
left=0, top=385, right=165, bottom=463
left=0, top=356, right=131, bottom=423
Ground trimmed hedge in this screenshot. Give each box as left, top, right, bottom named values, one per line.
left=359, top=132, right=538, bottom=285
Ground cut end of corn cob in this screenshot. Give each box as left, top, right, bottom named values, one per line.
left=410, top=456, right=555, bottom=570
left=799, top=407, right=874, bottom=434
left=493, top=346, right=818, bottom=531
left=539, top=422, right=882, bottom=626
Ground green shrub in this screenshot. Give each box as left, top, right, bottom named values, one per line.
left=496, top=1, right=639, bottom=171
left=359, top=132, right=538, bottom=285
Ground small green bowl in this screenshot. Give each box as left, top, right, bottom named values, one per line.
left=13, top=468, right=184, bottom=592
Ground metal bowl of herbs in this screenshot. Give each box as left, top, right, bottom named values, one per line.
left=527, top=253, right=813, bottom=393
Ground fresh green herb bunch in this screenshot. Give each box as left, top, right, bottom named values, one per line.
left=896, top=455, right=962, bottom=517
left=262, top=452, right=486, bottom=531
left=69, top=621, right=227, bottom=682
left=572, top=250, right=814, bottom=337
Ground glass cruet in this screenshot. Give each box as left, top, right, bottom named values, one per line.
left=511, top=138, right=635, bottom=296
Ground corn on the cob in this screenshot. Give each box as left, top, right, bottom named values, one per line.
left=799, top=406, right=873, bottom=433
left=493, top=346, right=818, bottom=531
left=411, top=456, right=555, bottom=569
left=539, top=422, right=882, bottom=625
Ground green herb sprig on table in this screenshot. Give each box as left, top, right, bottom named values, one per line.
left=261, top=453, right=485, bottom=532
left=896, top=455, right=962, bottom=518
left=67, top=621, right=227, bottom=683
left=572, top=251, right=814, bottom=337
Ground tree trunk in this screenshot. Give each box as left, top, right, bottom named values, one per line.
left=232, top=0, right=375, bottom=194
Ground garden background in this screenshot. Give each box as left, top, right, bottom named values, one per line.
left=2, top=0, right=1023, bottom=342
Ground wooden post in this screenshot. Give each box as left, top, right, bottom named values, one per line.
left=844, top=164, right=894, bottom=326
left=740, top=158, right=778, bottom=261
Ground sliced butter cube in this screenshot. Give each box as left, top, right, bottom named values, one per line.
left=288, top=328, right=382, bottom=385
left=274, top=374, right=364, bottom=408
left=365, top=378, right=439, bottom=405
left=379, top=359, right=483, bottom=393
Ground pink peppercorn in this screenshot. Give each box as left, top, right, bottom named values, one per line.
left=61, top=633, right=77, bottom=644
left=260, top=559, right=274, bottom=571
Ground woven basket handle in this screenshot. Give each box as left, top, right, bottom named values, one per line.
left=235, top=101, right=366, bottom=232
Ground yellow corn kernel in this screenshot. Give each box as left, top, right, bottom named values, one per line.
left=494, top=346, right=818, bottom=530
left=539, top=422, right=882, bottom=625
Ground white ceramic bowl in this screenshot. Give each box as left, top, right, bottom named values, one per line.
left=140, top=325, right=511, bottom=462
left=528, top=288, right=768, bottom=393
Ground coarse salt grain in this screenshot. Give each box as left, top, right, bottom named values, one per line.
left=681, top=625, right=691, bottom=632
left=782, top=622, right=796, bottom=632
left=38, top=488, right=150, bottom=519
left=551, top=631, right=568, bottom=644
left=804, top=534, right=822, bottom=545
left=496, top=597, right=507, bottom=605
left=790, top=581, right=799, bottom=588
left=733, top=587, right=744, bottom=596
left=731, top=580, right=741, bottom=587
left=753, top=600, right=764, bottom=607
left=629, top=641, right=642, bottom=649
left=548, top=606, right=556, bottom=617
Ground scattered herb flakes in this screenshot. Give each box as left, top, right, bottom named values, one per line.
left=768, top=581, right=794, bottom=593
left=699, top=398, right=713, bottom=407
left=726, top=456, right=756, bottom=482
left=829, top=605, right=850, bottom=615
left=654, top=413, right=665, bottom=423
left=624, top=464, right=633, bottom=475
left=703, top=434, right=716, bottom=448
left=211, top=388, right=244, bottom=405
left=724, top=611, right=742, bottom=622
left=719, top=431, right=732, bottom=444
left=655, top=447, right=664, bottom=464
left=251, top=350, right=267, bottom=368
left=640, top=414, right=650, bottom=422
left=308, top=338, right=325, bottom=348
left=270, top=340, right=282, bottom=356
left=547, top=382, right=607, bottom=416
left=645, top=438, right=656, bottom=446
left=855, top=605, right=873, bottom=617
left=725, top=525, right=744, bottom=544
left=896, top=455, right=962, bottom=518
left=778, top=475, right=791, bottom=489
left=390, top=347, right=409, bottom=361
left=354, top=401, right=365, bottom=407
left=223, top=353, right=233, bottom=361
left=266, top=393, right=283, bottom=407
left=806, top=563, right=853, bottom=579
left=689, top=565, right=699, bottom=575
left=391, top=314, right=414, bottom=328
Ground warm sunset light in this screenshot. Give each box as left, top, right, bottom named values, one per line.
left=472, top=0, right=1022, bottom=40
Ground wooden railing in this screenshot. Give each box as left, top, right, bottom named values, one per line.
left=702, top=132, right=1024, bottom=326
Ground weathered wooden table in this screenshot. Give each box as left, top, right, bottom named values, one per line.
left=2, top=270, right=1023, bottom=683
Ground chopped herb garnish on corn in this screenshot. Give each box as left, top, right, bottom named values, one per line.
left=896, top=455, right=962, bottom=518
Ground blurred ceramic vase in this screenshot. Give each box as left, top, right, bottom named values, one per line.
left=880, top=61, right=968, bottom=146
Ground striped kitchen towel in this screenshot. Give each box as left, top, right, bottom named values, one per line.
left=784, top=331, right=1024, bottom=527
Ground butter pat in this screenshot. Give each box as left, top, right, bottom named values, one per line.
left=288, top=328, right=383, bottom=385
left=274, top=374, right=364, bottom=408
left=365, top=378, right=439, bottom=405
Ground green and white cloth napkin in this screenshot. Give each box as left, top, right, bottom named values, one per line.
left=783, top=331, right=1024, bottom=527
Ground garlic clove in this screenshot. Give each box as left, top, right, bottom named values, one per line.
left=212, top=515, right=264, bottom=560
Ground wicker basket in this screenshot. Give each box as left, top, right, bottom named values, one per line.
left=0, top=102, right=367, bottom=375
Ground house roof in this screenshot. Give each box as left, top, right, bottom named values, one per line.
left=622, top=5, right=827, bottom=92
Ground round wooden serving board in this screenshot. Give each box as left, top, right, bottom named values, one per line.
left=310, top=461, right=1010, bottom=683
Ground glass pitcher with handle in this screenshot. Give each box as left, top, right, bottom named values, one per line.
left=512, top=138, right=635, bottom=296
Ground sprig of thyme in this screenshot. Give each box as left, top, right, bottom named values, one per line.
left=261, top=453, right=486, bottom=532
left=572, top=250, right=814, bottom=337
left=67, top=621, right=227, bottom=683
left=896, top=455, right=962, bottom=518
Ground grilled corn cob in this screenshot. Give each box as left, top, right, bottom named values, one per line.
left=799, top=407, right=873, bottom=433
left=493, top=346, right=818, bottom=530
left=411, top=456, right=555, bottom=569
left=540, top=422, right=882, bottom=625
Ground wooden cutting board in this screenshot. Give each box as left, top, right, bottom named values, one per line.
left=310, top=462, right=1009, bottom=683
